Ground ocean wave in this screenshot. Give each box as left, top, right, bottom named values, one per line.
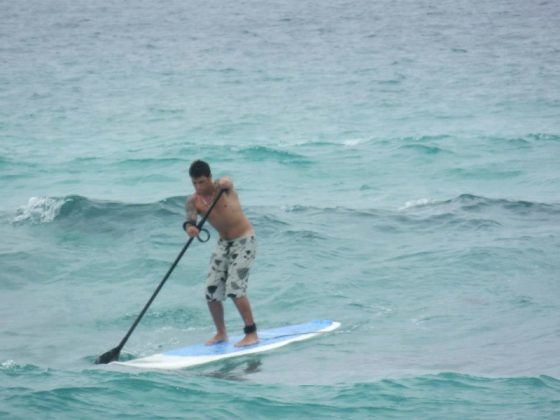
left=109, top=157, right=187, bottom=168
left=401, top=194, right=560, bottom=216
left=11, top=193, right=559, bottom=234
left=398, top=144, right=450, bottom=155
left=1, top=359, right=17, bottom=369
left=2, top=368, right=557, bottom=419
left=342, top=138, right=367, bottom=147
left=12, top=195, right=186, bottom=225
left=14, top=197, right=69, bottom=224
left=446, top=167, right=524, bottom=180
left=0, top=360, right=48, bottom=376
left=399, top=198, right=437, bottom=210
left=279, top=138, right=362, bottom=148
left=237, top=145, right=312, bottom=164
left=394, top=194, right=560, bottom=233
left=178, top=144, right=313, bottom=165
left=526, top=133, right=560, bottom=143
left=400, top=135, right=453, bottom=143
left=276, top=195, right=559, bottom=235
left=277, top=134, right=457, bottom=155
left=282, top=194, right=560, bottom=219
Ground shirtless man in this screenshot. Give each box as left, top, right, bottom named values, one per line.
left=184, top=160, right=258, bottom=347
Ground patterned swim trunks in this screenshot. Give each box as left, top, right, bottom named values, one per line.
left=205, top=234, right=256, bottom=302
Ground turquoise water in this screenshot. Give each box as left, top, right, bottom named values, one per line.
left=2, top=0, right=560, bottom=418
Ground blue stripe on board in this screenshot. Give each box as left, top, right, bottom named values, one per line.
left=164, top=320, right=334, bottom=357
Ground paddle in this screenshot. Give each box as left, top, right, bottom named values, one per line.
left=95, top=188, right=226, bottom=364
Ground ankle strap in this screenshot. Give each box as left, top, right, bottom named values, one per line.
left=243, top=323, right=257, bottom=334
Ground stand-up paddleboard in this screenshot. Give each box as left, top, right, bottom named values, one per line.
left=114, top=320, right=340, bottom=370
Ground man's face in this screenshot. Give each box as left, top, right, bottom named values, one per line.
left=191, top=176, right=213, bottom=195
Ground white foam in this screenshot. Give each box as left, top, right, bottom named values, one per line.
left=277, top=138, right=367, bottom=147
left=1, top=360, right=17, bottom=369
left=399, top=198, right=435, bottom=211
left=342, top=138, right=365, bottom=147
left=13, top=197, right=66, bottom=223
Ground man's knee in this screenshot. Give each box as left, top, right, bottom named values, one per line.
left=206, top=285, right=221, bottom=302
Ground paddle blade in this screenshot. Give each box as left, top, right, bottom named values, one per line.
left=95, top=346, right=121, bottom=364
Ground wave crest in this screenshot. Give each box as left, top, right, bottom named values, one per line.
left=401, top=194, right=560, bottom=215
left=14, top=197, right=69, bottom=224
left=12, top=195, right=185, bottom=225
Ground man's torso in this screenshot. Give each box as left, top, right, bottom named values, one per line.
left=195, top=190, right=253, bottom=240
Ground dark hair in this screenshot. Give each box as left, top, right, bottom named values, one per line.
left=189, top=160, right=211, bottom=178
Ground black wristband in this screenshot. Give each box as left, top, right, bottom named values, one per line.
left=182, top=220, right=197, bottom=231
left=243, top=323, right=257, bottom=334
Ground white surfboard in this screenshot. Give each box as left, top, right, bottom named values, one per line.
left=114, top=320, right=340, bottom=370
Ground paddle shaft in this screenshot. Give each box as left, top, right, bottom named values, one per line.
left=101, top=188, right=225, bottom=361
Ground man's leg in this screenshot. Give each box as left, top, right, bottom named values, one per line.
left=233, top=296, right=258, bottom=346
left=205, top=240, right=227, bottom=345
left=206, top=300, right=228, bottom=345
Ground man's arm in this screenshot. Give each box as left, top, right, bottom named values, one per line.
left=185, top=195, right=198, bottom=222
left=184, top=195, right=199, bottom=236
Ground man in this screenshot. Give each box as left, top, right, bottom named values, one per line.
left=184, top=160, right=258, bottom=347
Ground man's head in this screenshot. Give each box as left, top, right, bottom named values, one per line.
left=189, top=160, right=213, bottom=194
left=189, top=160, right=211, bottom=178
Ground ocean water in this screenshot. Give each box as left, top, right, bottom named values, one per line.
left=1, top=0, right=560, bottom=418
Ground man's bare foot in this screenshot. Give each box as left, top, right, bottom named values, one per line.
left=235, top=332, right=258, bottom=347
left=206, top=333, right=228, bottom=345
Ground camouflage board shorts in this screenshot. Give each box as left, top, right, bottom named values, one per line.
left=205, top=234, right=256, bottom=302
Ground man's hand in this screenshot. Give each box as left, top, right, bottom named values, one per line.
left=186, top=225, right=200, bottom=237
left=218, top=176, right=233, bottom=191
